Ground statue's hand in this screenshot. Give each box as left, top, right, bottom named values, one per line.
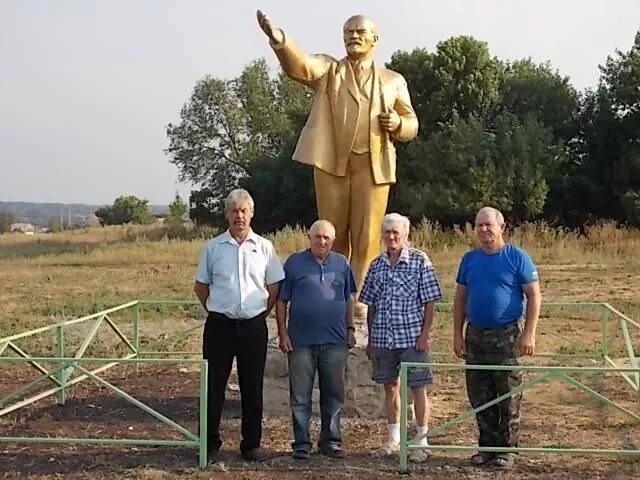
left=256, top=10, right=282, bottom=44
left=378, top=110, right=401, bottom=133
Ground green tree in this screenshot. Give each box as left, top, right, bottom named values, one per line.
left=390, top=113, right=555, bottom=224
left=240, top=138, right=316, bottom=232
left=387, top=37, right=505, bottom=223
left=500, top=59, right=578, bottom=140
left=47, top=217, right=62, bottom=232
left=167, top=192, right=188, bottom=224
left=95, top=196, right=153, bottom=225
left=492, top=113, right=556, bottom=222
left=0, top=210, right=16, bottom=233
left=188, top=187, right=222, bottom=227
left=168, top=59, right=312, bottom=230
left=388, top=38, right=586, bottom=225
left=388, top=36, right=503, bottom=137
left=568, top=30, right=640, bottom=225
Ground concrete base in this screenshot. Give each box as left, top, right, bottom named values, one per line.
left=262, top=345, right=384, bottom=419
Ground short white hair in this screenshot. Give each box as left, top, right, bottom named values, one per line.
left=309, top=219, right=336, bottom=239
left=224, top=188, right=254, bottom=213
left=381, top=213, right=410, bottom=236
left=475, top=206, right=504, bottom=226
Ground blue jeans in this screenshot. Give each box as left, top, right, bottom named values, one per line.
left=287, top=344, right=348, bottom=452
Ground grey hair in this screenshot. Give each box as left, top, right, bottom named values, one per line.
left=309, top=219, right=336, bottom=239
left=224, top=188, right=254, bottom=213
left=475, top=206, right=505, bottom=226
left=381, top=213, right=410, bottom=237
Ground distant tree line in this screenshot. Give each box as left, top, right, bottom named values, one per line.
left=165, top=30, right=640, bottom=231
left=0, top=211, right=16, bottom=233
left=93, top=194, right=187, bottom=226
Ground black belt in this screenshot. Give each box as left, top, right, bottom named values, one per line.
left=208, top=310, right=266, bottom=325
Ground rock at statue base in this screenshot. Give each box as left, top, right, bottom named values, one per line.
left=354, top=301, right=368, bottom=319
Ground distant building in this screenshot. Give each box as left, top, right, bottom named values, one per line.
left=10, top=223, right=35, bottom=235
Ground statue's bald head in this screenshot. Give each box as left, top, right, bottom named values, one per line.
left=343, top=15, right=379, bottom=36
left=343, top=15, right=379, bottom=60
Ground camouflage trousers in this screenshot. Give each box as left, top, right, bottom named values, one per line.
left=465, top=321, right=523, bottom=449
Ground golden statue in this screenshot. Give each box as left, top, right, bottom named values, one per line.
left=257, top=10, right=418, bottom=307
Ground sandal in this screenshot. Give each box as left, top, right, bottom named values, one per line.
left=493, top=453, right=515, bottom=468
left=471, top=452, right=494, bottom=465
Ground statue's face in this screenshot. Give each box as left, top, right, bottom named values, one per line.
left=343, top=17, right=377, bottom=58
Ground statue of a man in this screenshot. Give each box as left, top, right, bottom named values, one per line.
left=257, top=10, right=419, bottom=307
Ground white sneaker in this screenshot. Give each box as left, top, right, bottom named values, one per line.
left=408, top=447, right=430, bottom=463
left=372, top=440, right=400, bottom=457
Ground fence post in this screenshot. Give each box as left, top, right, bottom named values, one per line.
left=132, top=302, right=140, bottom=373
left=199, top=360, right=209, bottom=469
left=601, top=305, right=609, bottom=358
left=56, top=325, right=65, bottom=405
left=399, top=362, right=408, bottom=473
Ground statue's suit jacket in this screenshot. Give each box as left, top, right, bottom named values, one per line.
left=271, top=33, right=419, bottom=185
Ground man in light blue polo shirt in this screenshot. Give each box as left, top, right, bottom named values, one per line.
left=276, top=220, right=357, bottom=460
left=453, top=206, right=541, bottom=469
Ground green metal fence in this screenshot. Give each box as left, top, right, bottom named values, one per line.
left=0, top=300, right=209, bottom=468
left=398, top=302, right=640, bottom=472
left=2, top=300, right=638, bottom=471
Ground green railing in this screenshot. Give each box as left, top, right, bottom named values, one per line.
left=0, top=300, right=209, bottom=468
left=399, top=302, right=640, bottom=472
left=2, top=300, right=638, bottom=471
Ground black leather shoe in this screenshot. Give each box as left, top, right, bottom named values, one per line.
left=320, top=446, right=346, bottom=458
left=241, top=448, right=266, bottom=462
left=292, top=449, right=311, bottom=460
left=207, top=447, right=221, bottom=464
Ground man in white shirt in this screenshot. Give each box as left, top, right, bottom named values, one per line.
left=194, top=188, right=285, bottom=463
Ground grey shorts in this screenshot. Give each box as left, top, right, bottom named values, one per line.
left=371, top=347, right=434, bottom=387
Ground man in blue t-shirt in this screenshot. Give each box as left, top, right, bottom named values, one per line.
left=276, top=220, right=357, bottom=460
left=453, top=207, right=541, bottom=469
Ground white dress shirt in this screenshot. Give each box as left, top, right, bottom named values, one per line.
left=195, top=230, right=285, bottom=319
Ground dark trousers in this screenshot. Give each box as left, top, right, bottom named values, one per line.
left=465, top=321, right=523, bottom=450
left=202, top=311, right=268, bottom=453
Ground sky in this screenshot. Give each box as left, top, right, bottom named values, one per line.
left=1, top=0, right=639, bottom=206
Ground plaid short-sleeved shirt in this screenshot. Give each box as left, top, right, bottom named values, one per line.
left=359, top=247, right=443, bottom=349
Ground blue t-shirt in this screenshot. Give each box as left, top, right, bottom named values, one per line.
left=455, top=244, right=538, bottom=328
left=279, top=250, right=357, bottom=348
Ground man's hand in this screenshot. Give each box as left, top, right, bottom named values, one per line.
left=415, top=333, right=429, bottom=352
left=365, top=342, right=373, bottom=360
left=278, top=332, right=293, bottom=353
left=256, top=10, right=283, bottom=44
left=347, top=330, right=356, bottom=349
left=378, top=110, right=401, bottom=132
left=453, top=334, right=465, bottom=359
left=518, top=330, right=536, bottom=356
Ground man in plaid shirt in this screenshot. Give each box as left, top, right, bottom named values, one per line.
left=359, top=213, right=442, bottom=462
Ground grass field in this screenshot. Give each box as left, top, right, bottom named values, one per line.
left=0, top=222, right=639, bottom=479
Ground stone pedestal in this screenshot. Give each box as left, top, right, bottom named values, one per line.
left=262, top=345, right=383, bottom=419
